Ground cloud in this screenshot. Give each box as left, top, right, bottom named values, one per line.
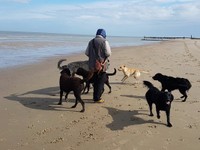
left=1, top=0, right=200, bottom=22
left=174, top=3, right=200, bottom=21
left=6, top=0, right=31, bottom=3
left=0, top=0, right=200, bottom=36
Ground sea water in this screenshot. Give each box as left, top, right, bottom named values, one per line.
left=0, top=31, right=155, bottom=69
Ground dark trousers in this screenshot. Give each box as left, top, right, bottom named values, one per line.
left=93, top=72, right=106, bottom=101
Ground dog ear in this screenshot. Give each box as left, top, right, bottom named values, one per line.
left=170, top=93, right=174, bottom=101
left=60, top=70, right=64, bottom=74
left=60, top=68, right=71, bottom=76
left=166, top=92, right=174, bottom=101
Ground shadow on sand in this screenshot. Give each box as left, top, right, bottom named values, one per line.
left=103, top=106, right=166, bottom=130
left=4, top=86, right=93, bottom=112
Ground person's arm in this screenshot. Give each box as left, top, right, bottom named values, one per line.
left=105, top=41, right=111, bottom=57
left=85, top=43, right=89, bottom=56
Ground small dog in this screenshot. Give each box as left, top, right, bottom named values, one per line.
left=76, top=67, right=117, bottom=94
left=57, top=59, right=89, bottom=76
left=118, top=65, right=148, bottom=82
left=152, top=73, right=192, bottom=102
left=58, top=68, right=85, bottom=112
left=143, top=81, right=174, bottom=127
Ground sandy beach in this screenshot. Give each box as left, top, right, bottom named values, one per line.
left=0, top=39, right=200, bottom=150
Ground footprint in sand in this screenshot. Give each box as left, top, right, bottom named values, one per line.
left=119, top=139, right=129, bottom=145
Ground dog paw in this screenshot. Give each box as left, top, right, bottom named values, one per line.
left=157, top=115, right=160, bottom=119
left=167, top=123, right=172, bottom=127
left=58, top=102, right=62, bottom=105
left=149, top=114, right=154, bottom=117
left=80, top=109, right=85, bottom=113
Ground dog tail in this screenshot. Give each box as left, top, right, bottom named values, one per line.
left=106, top=68, right=117, bottom=76
left=57, top=59, right=67, bottom=70
left=141, top=70, right=149, bottom=74
left=143, top=80, right=154, bottom=89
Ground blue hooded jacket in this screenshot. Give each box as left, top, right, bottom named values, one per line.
left=96, top=29, right=106, bottom=39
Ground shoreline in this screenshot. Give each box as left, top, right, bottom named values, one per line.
left=0, top=39, right=200, bottom=150
left=0, top=32, right=156, bottom=70
left=0, top=42, right=157, bottom=71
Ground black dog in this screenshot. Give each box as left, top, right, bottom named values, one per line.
left=58, top=68, right=85, bottom=112
left=76, top=67, right=117, bottom=94
left=143, top=81, right=174, bottom=127
left=152, top=73, right=191, bottom=102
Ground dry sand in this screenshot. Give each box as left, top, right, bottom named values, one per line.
left=0, top=39, right=200, bottom=150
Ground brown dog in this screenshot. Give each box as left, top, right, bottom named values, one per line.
left=58, top=68, right=85, bottom=112
left=118, top=65, right=148, bottom=82
left=76, top=67, right=117, bottom=94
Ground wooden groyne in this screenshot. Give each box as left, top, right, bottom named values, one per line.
left=191, top=37, right=200, bottom=40
left=142, top=36, right=190, bottom=41
left=142, top=36, right=200, bottom=41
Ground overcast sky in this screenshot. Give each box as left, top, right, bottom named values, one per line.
left=0, top=0, right=200, bottom=37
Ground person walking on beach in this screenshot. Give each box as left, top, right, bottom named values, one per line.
left=85, top=29, right=111, bottom=103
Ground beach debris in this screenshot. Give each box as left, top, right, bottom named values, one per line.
left=148, top=125, right=157, bottom=128
left=50, top=137, right=64, bottom=143
left=36, top=128, right=52, bottom=136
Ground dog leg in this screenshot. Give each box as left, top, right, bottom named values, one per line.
left=180, top=95, right=187, bottom=102
left=85, top=82, right=90, bottom=94
left=101, top=88, right=105, bottom=96
left=121, top=76, right=128, bottom=82
left=166, top=110, right=172, bottom=127
left=58, top=90, right=63, bottom=105
left=105, top=81, right=111, bottom=93
left=73, top=91, right=85, bottom=112
left=149, top=103, right=154, bottom=116
left=106, top=82, right=111, bottom=93
left=71, top=92, right=78, bottom=108
left=82, top=84, right=87, bottom=94
left=78, top=97, right=85, bottom=113
left=71, top=99, right=78, bottom=109
left=179, top=89, right=187, bottom=102
left=156, top=107, right=160, bottom=119
left=65, top=92, right=70, bottom=102
left=134, top=78, right=140, bottom=84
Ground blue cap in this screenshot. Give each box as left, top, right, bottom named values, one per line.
left=96, top=29, right=106, bottom=38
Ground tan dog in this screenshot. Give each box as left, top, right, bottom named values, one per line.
left=118, top=65, right=148, bottom=82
